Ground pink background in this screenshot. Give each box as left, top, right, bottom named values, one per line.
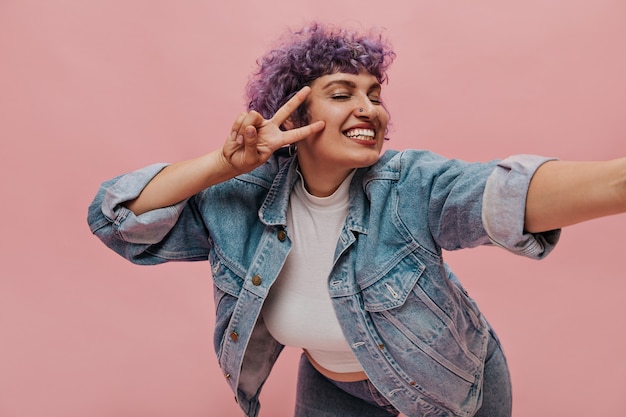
left=1, top=1, right=625, bottom=416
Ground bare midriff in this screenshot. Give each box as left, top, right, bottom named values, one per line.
left=304, top=349, right=368, bottom=382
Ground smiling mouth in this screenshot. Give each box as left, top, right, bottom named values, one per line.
left=344, top=128, right=376, bottom=141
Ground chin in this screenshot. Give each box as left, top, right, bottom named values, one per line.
left=352, top=153, right=382, bottom=168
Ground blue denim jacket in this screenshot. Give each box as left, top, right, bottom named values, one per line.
left=88, top=149, right=560, bottom=417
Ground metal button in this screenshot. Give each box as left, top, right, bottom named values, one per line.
left=378, top=344, right=385, bottom=350
left=224, top=373, right=231, bottom=379
left=230, top=331, right=239, bottom=342
left=277, top=229, right=287, bottom=242
left=251, top=275, right=262, bottom=286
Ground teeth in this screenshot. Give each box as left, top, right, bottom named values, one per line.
left=345, top=128, right=375, bottom=140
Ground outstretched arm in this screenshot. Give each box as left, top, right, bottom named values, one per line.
left=524, top=158, right=626, bottom=233
left=125, top=87, right=324, bottom=215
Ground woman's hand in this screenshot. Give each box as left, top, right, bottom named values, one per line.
left=221, top=86, right=325, bottom=175
left=125, top=87, right=324, bottom=215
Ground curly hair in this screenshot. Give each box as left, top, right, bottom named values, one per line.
left=246, top=22, right=396, bottom=128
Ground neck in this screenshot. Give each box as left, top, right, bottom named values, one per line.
left=297, top=159, right=354, bottom=197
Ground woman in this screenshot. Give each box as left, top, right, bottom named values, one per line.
left=88, top=23, right=626, bottom=417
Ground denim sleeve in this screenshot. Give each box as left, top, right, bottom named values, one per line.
left=87, top=163, right=209, bottom=264
left=482, top=155, right=561, bottom=259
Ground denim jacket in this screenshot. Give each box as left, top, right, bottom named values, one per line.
left=88, top=149, right=560, bottom=417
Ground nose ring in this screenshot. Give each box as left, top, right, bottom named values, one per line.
left=359, top=107, right=364, bottom=113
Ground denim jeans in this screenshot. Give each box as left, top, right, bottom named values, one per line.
left=293, top=328, right=511, bottom=417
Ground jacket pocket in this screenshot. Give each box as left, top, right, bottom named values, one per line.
left=359, top=252, right=425, bottom=312
left=360, top=251, right=487, bottom=387
left=209, top=250, right=245, bottom=298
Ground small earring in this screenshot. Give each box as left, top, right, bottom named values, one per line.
left=359, top=108, right=364, bottom=113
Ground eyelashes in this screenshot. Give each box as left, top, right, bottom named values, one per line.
left=330, top=93, right=383, bottom=104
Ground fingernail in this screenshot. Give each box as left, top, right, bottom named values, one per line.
left=236, top=134, right=244, bottom=144
left=231, top=131, right=237, bottom=140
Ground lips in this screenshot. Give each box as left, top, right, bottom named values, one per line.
left=344, top=128, right=376, bottom=141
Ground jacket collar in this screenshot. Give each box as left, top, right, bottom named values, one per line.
left=258, top=155, right=370, bottom=236
left=258, top=156, right=299, bottom=226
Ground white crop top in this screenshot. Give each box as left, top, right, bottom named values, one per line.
left=262, top=170, right=363, bottom=373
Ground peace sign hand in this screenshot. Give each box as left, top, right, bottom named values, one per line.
left=222, top=86, right=325, bottom=175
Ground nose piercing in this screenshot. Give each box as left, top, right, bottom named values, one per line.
left=359, top=108, right=364, bottom=113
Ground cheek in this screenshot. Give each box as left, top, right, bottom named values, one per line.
left=378, top=114, right=389, bottom=131
left=380, top=112, right=390, bottom=132
left=308, top=102, right=344, bottom=124
left=379, top=106, right=390, bottom=121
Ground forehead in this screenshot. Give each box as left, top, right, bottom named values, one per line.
left=310, top=71, right=381, bottom=91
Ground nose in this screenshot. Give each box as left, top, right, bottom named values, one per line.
left=354, top=99, right=377, bottom=118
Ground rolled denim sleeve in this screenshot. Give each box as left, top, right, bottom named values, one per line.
left=482, top=155, right=561, bottom=259
left=97, top=163, right=188, bottom=244
left=88, top=163, right=204, bottom=264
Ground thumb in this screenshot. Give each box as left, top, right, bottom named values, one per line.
left=243, top=125, right=258, bottom=147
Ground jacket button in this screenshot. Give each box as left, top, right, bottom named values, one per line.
left=378, top=344, right=385, bottom=350
left=251, top=275, right=262, bottom=286
left=224, top=373, right=231, bottom=379
left=277, top=229, right=287, bottom=241
left=230, top=331, right=239, bottom=342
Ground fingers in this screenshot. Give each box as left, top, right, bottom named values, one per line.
left=232, top=86, right=312, bottom=141
left=226, top=87, right=319, bottom=154
left=228, top=112, right=247, bottom=145
left=282, top=120, right=325, bottom=145
left=243, top=125, right=258, bottom=148
left=270, top=86, right=311, bottom=126
left=230, top=111, right=264, bottom=145
left=230, top=111, right=246, bottom=133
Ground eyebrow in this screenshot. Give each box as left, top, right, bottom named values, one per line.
left=322, top=79, right=381, bottom=92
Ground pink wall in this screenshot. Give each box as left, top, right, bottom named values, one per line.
left=1, top=1, right=624, bottom=416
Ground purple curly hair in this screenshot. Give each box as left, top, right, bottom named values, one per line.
left=246, top=22, right=396, bottom=128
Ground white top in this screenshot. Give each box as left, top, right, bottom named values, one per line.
left=262, top=170, right=363, bottom=373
